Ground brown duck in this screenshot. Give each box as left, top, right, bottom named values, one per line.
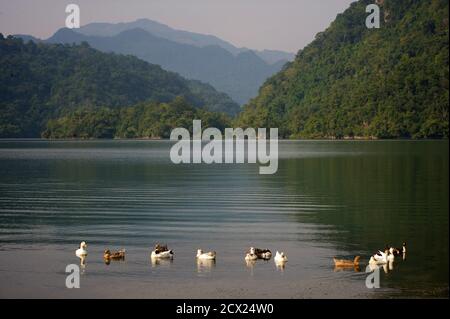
left=104, top=249, right=126, bottom=261
left=333, top=256, right=360, bottom=267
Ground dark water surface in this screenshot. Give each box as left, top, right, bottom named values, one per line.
left=0, top=140, right=448, bottom=298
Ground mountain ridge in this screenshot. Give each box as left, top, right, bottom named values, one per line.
left=43, top=27, right=286, bottom=105
left=76, top=18, right=295, bottom=64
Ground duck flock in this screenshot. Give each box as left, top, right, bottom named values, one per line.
left=75, top=241, right=406, bottom=271
left=333, top=243, right=407, bottom=272
left=75, top=242, right=288, bottom=268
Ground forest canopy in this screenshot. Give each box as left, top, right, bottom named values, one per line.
left=42, top=96, right=232, bottom=139
left=236, top=0, right=449, bottom=139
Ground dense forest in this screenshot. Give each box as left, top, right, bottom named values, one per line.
left=236, top=0, right=449, bottom=139
left=0, top=35, right=239, bottom=137
left=42, top=96, right=231, bottom=139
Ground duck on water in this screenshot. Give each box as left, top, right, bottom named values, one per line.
left=151, top=243, right=174, bottom=259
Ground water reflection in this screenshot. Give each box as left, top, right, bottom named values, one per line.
left=333, top=265, right=361, bottom=272
left=245, top=259, right=256, bottom=276
left=150, top=256, right=173, bottom=268
left=245, top=259, right=256, bottom=268
left=275, top=260, right=287, bottom=271
left=197, top=259, right=216, bottom=273
left=104, top=257, right=126, bottom=266
left=281, top=141, right=447, bottom=296
left=388, top=260, right=394, bottom=271
left=366, top=261, right=395, bottom=274
left=78, top=255, right=86, bottom=274
left=0, top=140, right=447, bottom=298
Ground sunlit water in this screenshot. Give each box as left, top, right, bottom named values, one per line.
left=0, top=140, right=448, bottom=298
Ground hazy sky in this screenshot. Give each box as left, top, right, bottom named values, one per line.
left=0, top=0, right=355, bottom=53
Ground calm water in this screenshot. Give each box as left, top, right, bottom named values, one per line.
left=0, top=140, right=448, bottom=298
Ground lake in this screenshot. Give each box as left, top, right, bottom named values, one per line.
left=0, top=140, right=448, bottom=298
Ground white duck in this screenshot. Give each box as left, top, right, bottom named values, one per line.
left=387, top=248, right=395, bottom=262
left=150, top=243, right=174, bottom=259
left=151, top=249, right=174, bottom=259
left=369, top=248, right=395, bottom=265
left=274, top=251, right=288, bottom=263
left=196, top=249, right=216, bottom=260
left=245, top=252, right=258, bottom=261
left=369, top=250, right=386, bottom=264
left=75, top=241, right=88, bottom=257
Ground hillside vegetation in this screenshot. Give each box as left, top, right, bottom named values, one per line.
left=0, top=35, right=238, bottom=137
left=237, top=0, right=449, bottom=139
left=42, top=96, right=231, bottom=139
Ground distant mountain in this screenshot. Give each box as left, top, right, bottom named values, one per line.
left=76, top=19, right=295, bottom=64
left=45, top=27, right=287, bottom=105
left=11, top=34, right=42, bottom=43
left=0, top=35, right=239, bottom=137
left=237, top=0, right=449, bottom=139
left=77, top=19, right=241, bottom=54
left=252, top=49, right=296, bottom=65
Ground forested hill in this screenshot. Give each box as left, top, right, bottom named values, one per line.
left=237, top=0, right=449, bottom=139
left=0, top=35, right=239, bottom=137
left=42, top=97, right=232, bottom=139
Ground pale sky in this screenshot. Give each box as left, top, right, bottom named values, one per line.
left=0, top=0, right=355, bottom=53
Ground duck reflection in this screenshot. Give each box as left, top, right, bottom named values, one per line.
left=78, top=255, right=86, bottom=274
left=333, top=265, right=361, bottom=272
left=245, top=259, right=256, bottom=269
left=245, top=259, right=256, bottom=276
left=382, top=260, right=396, bottom=273
left=366, top=260, right=395, bottom=274
left=275, top=260, right=287, bottom=272
left=150, top=256, right=173, bottom=267
left=388, top=260, right=395, bottom=271
left=333, top=256, right=360, bottom=272
left=197, top=258, right=216, bottom=273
